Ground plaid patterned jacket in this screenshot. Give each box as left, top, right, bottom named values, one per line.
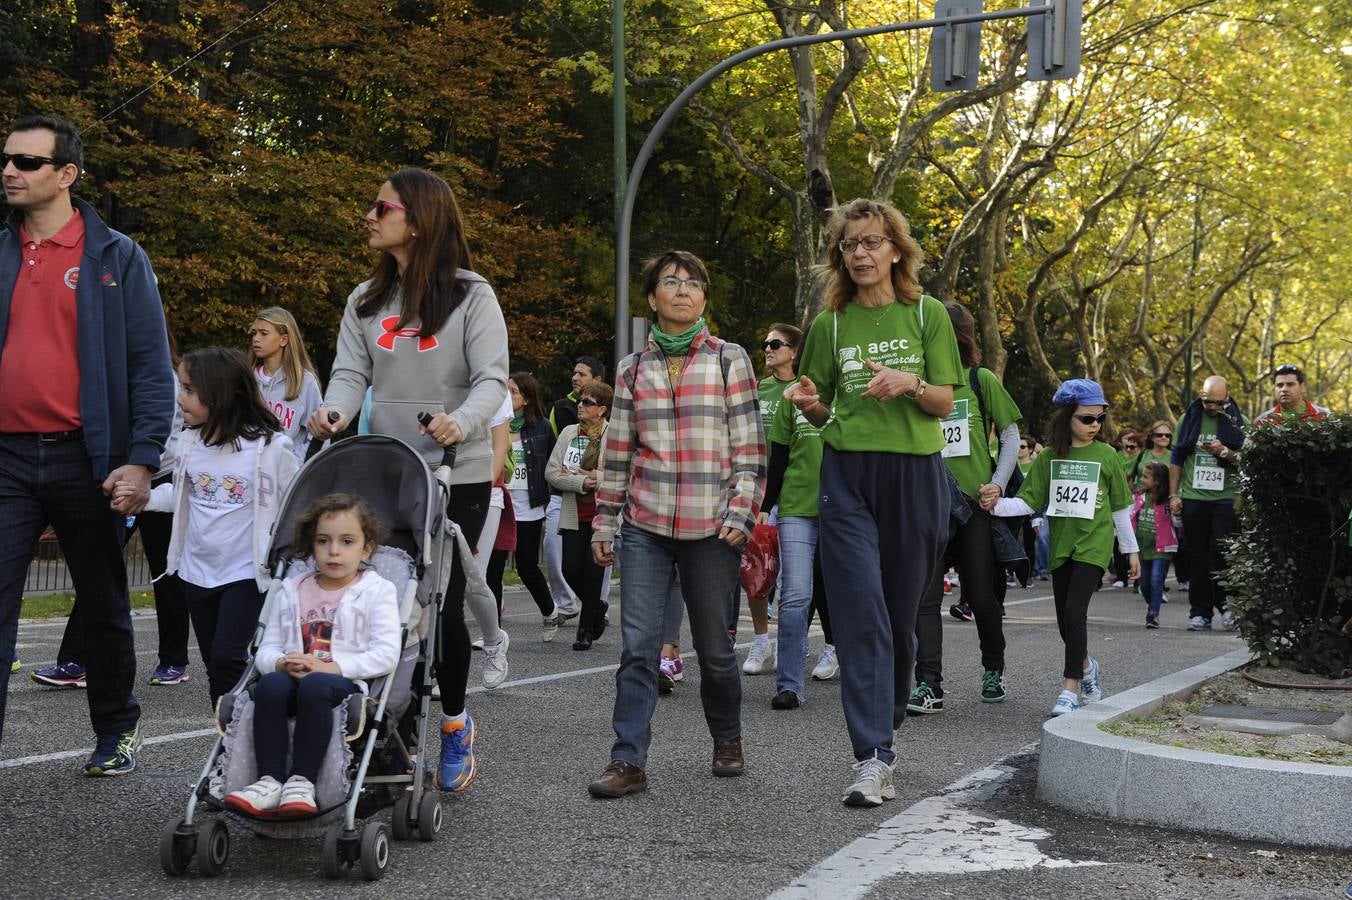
left=592, top=329, right=766, bottom=543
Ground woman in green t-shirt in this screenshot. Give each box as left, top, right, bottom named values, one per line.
left=740, top=323, right=804, bottom=677
left=911, top=302, right=1022, bottom=714
left=994, top=379, right=1140, bottom=717
left=787, top=198, right=963, bottom=808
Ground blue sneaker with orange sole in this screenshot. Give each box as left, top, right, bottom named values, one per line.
left=437, top=714, right=477, bottom=792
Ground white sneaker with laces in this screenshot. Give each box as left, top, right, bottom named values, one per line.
left=224, top=775, right=283, bottom=815
left=842, top=757, right=895, bottom=807
left=1112, top=580, right=1125, bottom=589
left=542, top=611, right=561, bottom=642
left=483, top=630, right=510, bottom=689
left=277, top=775, right=318, bottom=816
left=811, top=645, right=839, bottom=681
left=742, top=636, right=775, bottom=675
left=1220, top=610, right=1238, bottom=631
left=1050, top=690, right=1079, bottom=717
left=1080, top=656, right=1103, bottom=703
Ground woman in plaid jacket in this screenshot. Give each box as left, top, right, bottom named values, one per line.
left=585, top=250, right=766, bottom=799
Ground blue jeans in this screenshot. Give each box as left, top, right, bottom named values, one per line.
left=1142, top=556, right=1170, bottom=616
left=610, top=526, right=743, bottom=770
left=0, top=434, right=141, bottom=746
left=253, top=670, right=361, bottom=783
left=775, top=517, right=817, bottom=702
left=1034, top=522, right=1050, bottom=575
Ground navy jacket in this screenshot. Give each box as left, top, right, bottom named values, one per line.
left=517, top=417, right=555, bottom=509
left=0, top=197, right=175, bottom=478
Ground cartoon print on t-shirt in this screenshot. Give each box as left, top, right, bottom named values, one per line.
left=191, top=472, right=219, bottom=501
left=300, top=614, right=334, bottom=661
left=222, top=475, right=249, bottom=505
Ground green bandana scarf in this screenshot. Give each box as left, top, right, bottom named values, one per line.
left=510, top=411, right=525, bottom=433
left=651, top=317, right=706, bottom=356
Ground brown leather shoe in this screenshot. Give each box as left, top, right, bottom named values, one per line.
left=711, top=737, right=744, bottom=777
left=587, top=760, right=648, bottom=798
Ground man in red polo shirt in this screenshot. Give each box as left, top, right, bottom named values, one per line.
left=0, top=115, right=175, bottom=772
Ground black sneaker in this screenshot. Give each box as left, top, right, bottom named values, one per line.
left=980, top=669, right=1007, bottom=703
left=907, top=682, right=944, bottom=713
left=1146, top=614, right=1160, bottom=629
left=771, top=690, right=801, bottom=710
left=948, top=603, right=974, bottom=622
left=84, top=724, right=143, bottom=777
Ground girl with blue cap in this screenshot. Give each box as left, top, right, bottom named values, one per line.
left=994, top=378, right=1139, bottom=716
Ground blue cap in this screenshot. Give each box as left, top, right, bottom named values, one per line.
left=1052, top=378, right=1109, bottom=408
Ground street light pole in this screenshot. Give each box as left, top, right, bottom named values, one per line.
left=612, top=4, right=1075, bottom=361
left=612, top=0, right=627, bottom=373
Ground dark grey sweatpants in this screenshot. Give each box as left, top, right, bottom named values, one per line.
left=818, top=446, right=951, bottom=765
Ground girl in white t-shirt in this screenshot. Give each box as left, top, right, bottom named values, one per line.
left=251, top=306, right=323, bottom=461
left=224, top=493, right=400, bottom=817
left=121, top=347, right=299, bottom=706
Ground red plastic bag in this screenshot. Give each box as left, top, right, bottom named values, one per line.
left=739, top=524, right=779, bottom=601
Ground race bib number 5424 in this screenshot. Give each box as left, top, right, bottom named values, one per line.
left=1048, top=459, right=1101, bottom=520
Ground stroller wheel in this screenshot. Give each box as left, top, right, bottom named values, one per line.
left=391, top=793, right=413, bottom=841
left=359, top=822, right=391, bottom=881
left=322, top=823, right=355, bottom=879
left=417, top=792, right=442, bottom=842
left=195, top=819, right=230, bottom=877
left=158, top=818, right=193, bottom=876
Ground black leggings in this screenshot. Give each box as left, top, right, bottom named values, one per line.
left=915, top=509, right=1006, bottom=688
left=1052, top=560, right=1103, bottom=680
left=181, top=578, right=264, bottom=706
left=561, top=521, right=607, bottom=639
left=486, top=518, right=554, bottom=619
left=438, top=482, right=491, bottom=717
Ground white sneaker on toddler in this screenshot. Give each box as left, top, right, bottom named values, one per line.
left=224, top=775, right=282, bottom=816
left=277, top=775, right=318, bottom=817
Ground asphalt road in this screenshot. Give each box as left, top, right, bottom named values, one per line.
left=3, top=580, right=1349, bottom=898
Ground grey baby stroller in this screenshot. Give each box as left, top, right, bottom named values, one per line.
left=159, top=434, right=470, bottom=880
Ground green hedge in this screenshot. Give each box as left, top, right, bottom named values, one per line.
left=1223, top=415, right=1352, bottom=676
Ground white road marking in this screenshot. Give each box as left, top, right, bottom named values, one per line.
left=770, top=745, right=1104, bottom=899
left=0, top=643, right=753, bottom=771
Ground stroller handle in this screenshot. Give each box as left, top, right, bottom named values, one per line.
left=302, top=410, right=342, bottom=463
left=417, top=411, right=458, bottom=470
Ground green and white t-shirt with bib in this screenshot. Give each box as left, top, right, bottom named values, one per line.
left=1015, top=441, right=1131, bottom=572
left=799, top=294, right=963, bottom=456
left=767, top=388, right=825, bottom=519
left=941, top=366, right=1022, bottom=498
left=1176, top=414, right=1239, bottom=502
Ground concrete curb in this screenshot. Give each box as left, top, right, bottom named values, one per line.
left=1037, top=646, right=1352, bottom=849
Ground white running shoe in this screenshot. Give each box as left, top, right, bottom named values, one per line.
left=483, top=630, right=510, bottom=689
left=1080, top=656, right=1103, bottom=703
left=1220, top=610, right=1238, bottom=631
left=811, top=645, right=839, bottom=681
left=842, top=757, right=895, bottom=807
left=277, top=775, right=318, bottom=817
left=224, top=775, right=282, bottom=816
left=542, top=611, right=562, bottom=643
left=742, top=636, right=775, bottom=675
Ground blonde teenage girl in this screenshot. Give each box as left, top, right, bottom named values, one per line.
left=252, top=306, right=322, bottom=462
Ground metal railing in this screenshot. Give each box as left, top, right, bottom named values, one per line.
left=23, top=530, right=154, bottom=596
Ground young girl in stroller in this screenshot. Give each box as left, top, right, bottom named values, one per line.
left=224, top=493, right=401, bottom=817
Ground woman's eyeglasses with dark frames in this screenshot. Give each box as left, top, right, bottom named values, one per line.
left=1151, top=431, right=1172, bottom=439
left=838, top=234, right=893, bottom=254
left=762, top=339, right=790, bottom=351
left=578, top=397, right=603, bottom=408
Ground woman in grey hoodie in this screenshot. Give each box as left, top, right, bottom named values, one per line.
left=309, top=168, right=509, bottom=794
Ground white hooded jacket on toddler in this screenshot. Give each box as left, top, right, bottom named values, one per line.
left=254, top=569, right=402, bottom=691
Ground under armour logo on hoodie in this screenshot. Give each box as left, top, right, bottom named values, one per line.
left=376, top=315, right=439, bottom=352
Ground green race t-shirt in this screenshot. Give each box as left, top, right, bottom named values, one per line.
left=942, top=367, right=1023, bottom=498
left=1017, top=459, right=1033, bottom=476
left=1016, top=440, right=1132, bottom=572
left=1177, top=414, right=1238, bottom=501
left=767, top=387, right=825, bottom=518
left=759, top=375, right=795, bottom=433
left=1135, top=501, right=1169, bottom=561
left=798, top=294, right=964, bottom=455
